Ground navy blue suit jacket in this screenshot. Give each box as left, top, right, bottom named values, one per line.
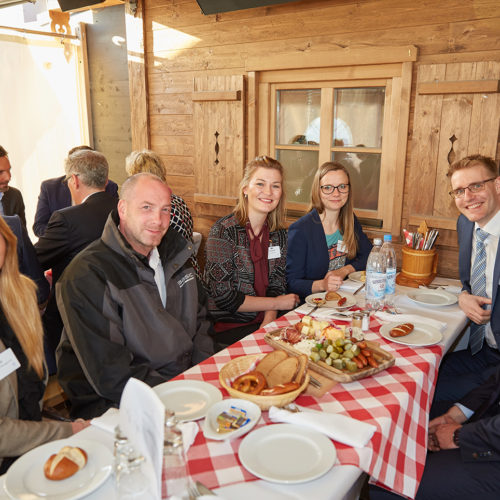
left=1, top=187, right=26, bottom=227
left=457, top=214, right=500, bottom=344
left=286, top=208, right=372, bottom=300
left=3, top=215, right=49, bottom=304
left=33, top=175, right=118, bottom=237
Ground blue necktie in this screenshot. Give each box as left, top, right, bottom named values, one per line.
left=469, top=228, right=489, bottom=355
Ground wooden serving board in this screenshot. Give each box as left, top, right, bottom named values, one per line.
left=265, top=330, right=395, bottom=383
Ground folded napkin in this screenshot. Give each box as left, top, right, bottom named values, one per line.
left=91, top=408, right=198, bottom=454
left=374, top=311, right=447, bottom=332
left=268, top=405, right=376, bottom=448
left=340, top=281, right=364, bottom=293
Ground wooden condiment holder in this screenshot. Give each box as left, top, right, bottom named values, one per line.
left=396, top=246, right=437, bottom=288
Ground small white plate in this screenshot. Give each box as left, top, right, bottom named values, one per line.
left=239, top=423, right=336, bottom=483
left=153, top=379, right=222, bottom=422
left=4, top=438, right=113, bottom=500
left=379, top=322, right=443, bottom=347
left=305, top=292, right=356, bottom=310
left=406, top=289, right=457, bottom=307
left=348, top=271, right=366, bottom=283
left=202, top=398, right=261, bottom=441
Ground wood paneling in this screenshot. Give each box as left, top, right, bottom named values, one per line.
left=132, top=0, right=500, bottom=277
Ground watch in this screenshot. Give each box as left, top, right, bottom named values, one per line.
left=453, top=427, right=461, bottom=447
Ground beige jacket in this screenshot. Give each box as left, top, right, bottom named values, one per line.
left=0, top=340, right=72, bottom=469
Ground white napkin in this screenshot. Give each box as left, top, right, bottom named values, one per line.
left=374, top=311, right=447, bottom=331
left=268, top=405, right=376, bottom=448
left=340, top=281, right=364, bottom=293
left=295, top=303, right=354, bottom=319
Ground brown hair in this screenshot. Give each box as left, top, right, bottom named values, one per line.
left=447, top=155, right=499, bottom=178
left=125, top=150, right=167, bottom=182
left=0, top=218, right=44, bottom=378
left=234, top=156, right=286, bottom=232
left=310, top=161, right=357, bottom=259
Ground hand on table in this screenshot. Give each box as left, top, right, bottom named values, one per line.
left=458, top=291, right=491, bottom=325
left=273, top=293, right=300, bottom=311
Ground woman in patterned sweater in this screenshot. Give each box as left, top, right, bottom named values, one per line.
left=204, top=156, right=299, bottom=349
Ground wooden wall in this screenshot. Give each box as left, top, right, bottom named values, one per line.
left=128, top=0, right=500, bottom=277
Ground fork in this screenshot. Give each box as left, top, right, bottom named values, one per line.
left=187, top=482, right=200, bottom=499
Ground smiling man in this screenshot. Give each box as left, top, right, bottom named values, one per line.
left=56, top=173, right=214, bottom=418
left=434, top=155, right=500, bottom=402
left=0, top=146, right=26, bottom=226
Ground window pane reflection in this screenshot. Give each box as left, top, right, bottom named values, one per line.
left=333, top=88, right=385, bottom=148
left=276, top=89, right=321, bottom=145
left=332, top=151, right=381, bottom=211
left=276, top=149, right=319, bottom=203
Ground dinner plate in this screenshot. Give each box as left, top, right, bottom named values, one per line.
left=379, top=322, right=443, bottom=347
left=202, top=398, right=261, bottom=441
left=153, top=379, right=222, bottom=422
left=4, top=438, right=113, bottom=500
left=406, top=289, right=457, bottom=307
left=238, top=423, right=336, bottom=484
left=348, top=271, right=366, bottom=283
left=305, top=292, right=356, bottom=310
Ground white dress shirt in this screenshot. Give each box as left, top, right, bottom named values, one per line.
left=149, top=247, right=166, bottom=307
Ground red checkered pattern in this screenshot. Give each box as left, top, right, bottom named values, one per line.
left=173, top=312, right=443, bottom=499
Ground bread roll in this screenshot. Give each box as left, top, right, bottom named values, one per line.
left=390, top=323, right=414, bottom=337
left=267, top=357, right=299, bottom=387
left=325, top=291, right=341, bottom=301
left=44, top=446, right=87, bottom=481
left=256, top=350, right=287, bottom=378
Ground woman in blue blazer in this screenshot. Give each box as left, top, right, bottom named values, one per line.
left=286, top=161, right=372, bottom=301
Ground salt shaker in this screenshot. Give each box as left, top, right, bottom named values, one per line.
left=163, top=410, right=189, bottom=499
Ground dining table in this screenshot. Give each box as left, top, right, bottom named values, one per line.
left=1, top=278, right=469, bottom=500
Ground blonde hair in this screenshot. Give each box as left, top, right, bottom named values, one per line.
left=125, top=150, right=167, bottom=182
left=234, top=156, right=286, bottom=232
left=0, top=218, right=44, bottom=378
left=310, top=161, right=358, bottom=259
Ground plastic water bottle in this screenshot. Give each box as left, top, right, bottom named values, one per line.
left=381, top=234, right=397, bottom=307
left=365, top=238, right=386, bottom=310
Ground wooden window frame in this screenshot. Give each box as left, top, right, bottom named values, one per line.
left=247, top=47, right=415, bottom=237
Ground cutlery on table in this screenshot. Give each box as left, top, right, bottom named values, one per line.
left=189, top=480, right=216, bottom=497
left=353, top=283, right=365, bottom=295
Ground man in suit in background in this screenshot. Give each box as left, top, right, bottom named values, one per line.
left=370, top=362, right=500, bottom=499
left=434, top=155, right=500, bottom=402
left=0, top=146, right=26, bottom=226
left=33, top=145, right=118, bottom=237
left=3, top=215, right=49, bottom=305
left=35, top=149, right=118, bottom=373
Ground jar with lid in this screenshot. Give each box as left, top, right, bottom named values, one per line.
left=351, top=313, right=363, bottom=329
left=163, top=410, right=189, bottom=499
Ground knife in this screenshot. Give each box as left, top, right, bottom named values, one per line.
left=353, top=282, right=365, bottom=295
left=196, top=481, right=216, bottom=496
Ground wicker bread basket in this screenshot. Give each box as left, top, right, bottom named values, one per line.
left=219, top=354, right=309, bottom=410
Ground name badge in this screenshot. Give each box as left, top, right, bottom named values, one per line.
left=268, top=246, right=281, bottom=259
left=0, top=348, right=20, bottom=381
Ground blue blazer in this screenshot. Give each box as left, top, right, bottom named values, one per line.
left=457, top=214, right=500, bottom=343
left=286, top=208, right=372, bottom=300
left=33, top=175, right=118, bottom=237
left=3, top=215, right=49, bottom=304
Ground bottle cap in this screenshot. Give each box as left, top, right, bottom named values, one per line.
left=373, top=238, right=382, bottom=245
left=383, top=234, right=392, bottom=242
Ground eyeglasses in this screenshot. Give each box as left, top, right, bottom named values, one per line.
left=64, top=173, right=79, bottom=184
left=448, top=178, right=496, bottom=199
left=320, top=183, right=350, bottom=195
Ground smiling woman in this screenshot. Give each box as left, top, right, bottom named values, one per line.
left=204, top=156, right=299, bottom=350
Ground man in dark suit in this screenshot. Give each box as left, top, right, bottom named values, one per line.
left=3, top=215, right=49, bottom=305
left=0, top=145, right=26, bottom=226
left=370, top=363, right=500, bottom=499
left=434, top=155, right=500, bottom=402
left=33, top=145, right=118, bottom=237
left=35, top=149, right=118, bottom=373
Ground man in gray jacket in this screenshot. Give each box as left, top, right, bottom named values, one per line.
left=56, top=173, right=214, bottom=419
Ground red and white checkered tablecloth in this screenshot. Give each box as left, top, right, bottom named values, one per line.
left=172, top=311, right=444, bottom=499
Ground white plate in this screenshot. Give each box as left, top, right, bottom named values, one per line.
left=406, top=289, right=457, bottom=307
left=238, top=423, right=336, bottom=484
left=305, top=292, right=356, bottom=310
left=202, top=398, right=261, bottom=441
left=348, top=271, right=366, bottom=283
left=4, top=438, right=113, bottom=500
left=153, top=379, right=222, bottom=422
left=379, top=322, right=443, bottom=347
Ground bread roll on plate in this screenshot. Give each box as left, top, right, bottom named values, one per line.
left=44, top=446, right=87, bottom=481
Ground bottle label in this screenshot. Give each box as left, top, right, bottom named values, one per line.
left=386, top=268, right=396, bottom=295
left=367, top=271, right=386, bottom=299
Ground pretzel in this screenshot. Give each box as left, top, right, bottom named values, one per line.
left=232, top=370, right=267, bottom=395
left=260, top=382, right=300, bottom=396
left=390, top=323, right=414, bottom=337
